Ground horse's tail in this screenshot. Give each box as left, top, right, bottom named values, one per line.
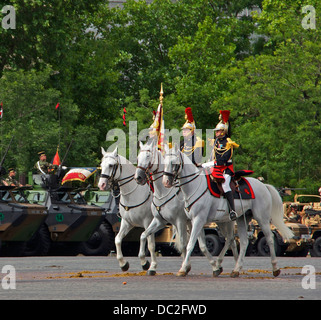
left=265, top=184, right=294, bottom=240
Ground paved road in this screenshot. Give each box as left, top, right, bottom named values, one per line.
left=0, top=255, right=320, bottom=302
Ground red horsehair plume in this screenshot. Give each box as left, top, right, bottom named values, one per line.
left=220, top=110, right=230, bottom=123
left=185, top=107, right=194, bottom=123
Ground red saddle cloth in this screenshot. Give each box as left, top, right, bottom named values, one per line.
left=205, top=169, right=255, bottom=200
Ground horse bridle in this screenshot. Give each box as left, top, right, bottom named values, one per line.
left=163, top=151, right=183, bottom=182
left=136, top=149, right=164, bottom=181
left=163, top=150, right=207, bottom=211
left=100, top=155, right=134, bottom=187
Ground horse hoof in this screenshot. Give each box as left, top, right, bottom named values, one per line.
left=213, top=267, right=223, bottom=277
left=121, top=261, right=129, bottom=272
left=176, top=271, right=187, bottom=277
left=147, top=270, right=156, bottom=276
left=186, top=265, right=191, bottom=275
left=142, top=260, right=150, bottom=271
left=230, top=271, right=239, bottom=278
left=273, top=269, right=281, bottom=277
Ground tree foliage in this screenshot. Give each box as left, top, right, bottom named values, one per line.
left=0, top=0, right=319, bottom=193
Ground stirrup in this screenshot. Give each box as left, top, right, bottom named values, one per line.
left=229, top=210, right=237, bottom=221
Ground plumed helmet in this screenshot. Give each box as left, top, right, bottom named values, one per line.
left=214, top=110, right=230, bottom=136
left=182, top=107, right=196, bottom=132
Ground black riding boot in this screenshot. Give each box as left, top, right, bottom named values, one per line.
left=225, top=191, right=237, bottom=221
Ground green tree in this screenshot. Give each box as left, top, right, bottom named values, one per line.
left=212, top=0, right=321, bottom=191
left=0, top=67, right=101, bottom=173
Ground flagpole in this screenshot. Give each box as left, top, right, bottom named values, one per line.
left=58, top=105, right=61, bottom=147
left=55, top=103, right=61, bottom=148
left=160, top=83, right=163, bottom=106
left=0, top=102, right=3, bottom=160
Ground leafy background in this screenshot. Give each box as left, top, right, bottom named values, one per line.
left=0, top=0, right=320, bottom=193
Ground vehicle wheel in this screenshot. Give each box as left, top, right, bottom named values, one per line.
left=79, top=222, right=115, bottom=256
left=257, top=235, right=283, bottom=257
left=205, top=234, right=223, bottom=256
left=0, top=241, right=26, bottom=257
left=310, top=237, right=321, bottom=257
left=23, top=224, right=51, bottom=256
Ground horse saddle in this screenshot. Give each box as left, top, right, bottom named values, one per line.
left=205, top=169, right=255, bottom=200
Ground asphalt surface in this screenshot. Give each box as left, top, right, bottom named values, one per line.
left=0, top=255, right=320, bottom=301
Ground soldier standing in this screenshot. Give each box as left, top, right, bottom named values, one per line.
left=34, top=151, right=58, bottom=174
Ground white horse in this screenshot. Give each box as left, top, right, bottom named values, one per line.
left=98, top=147, right=157, bottom=275
left=135, top=140, right=221, bottom=274
left=135, top=140, right=188, bottom=259
left=162, top=144, right=294, bottom=277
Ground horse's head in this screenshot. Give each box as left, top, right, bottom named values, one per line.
left=162, top=143, right=182, bottom=188
left=135, top=139, right=157, bottom=185
left=98, top=146, right=120, bottom=191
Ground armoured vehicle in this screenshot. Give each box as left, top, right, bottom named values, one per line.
left=85, top=189, right=181, bottom=256
left=26, top=174, right=108, bottom=256
left=287, top=194, right=321, bottom=257
left=243, top=219, right=313, bottom=257
left=0, top=186, right=48, bottom=256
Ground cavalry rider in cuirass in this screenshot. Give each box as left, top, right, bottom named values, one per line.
left=180, top=107, right=204, bottom=167
left=210, top=110, right=239, bottom=221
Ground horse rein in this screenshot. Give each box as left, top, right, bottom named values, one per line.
left=100, top=154, right=151, bottom=211
left=163, top=150, right=208, bottom=211
left=136, top=149, right=164, bottom=182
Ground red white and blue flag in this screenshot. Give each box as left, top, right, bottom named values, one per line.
left=62, top=167, right=97, bottom=185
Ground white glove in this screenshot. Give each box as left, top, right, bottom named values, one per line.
left=201, top=161, right=214, bottom=168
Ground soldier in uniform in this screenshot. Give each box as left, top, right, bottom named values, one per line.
left=301, top=205, right=321, bottom=227
left=34, top=151, right=58, bottom=174
left=180, top=107, right=204, bottom=166
left=285, top=203, right=300, bottom=222
left=4, top=168, right=22, bottom=187
left=210, top=110, right=239, bottom=221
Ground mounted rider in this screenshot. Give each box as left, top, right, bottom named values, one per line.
left=180, top=107, right=204, bottom=167
left=211, top=110, right=239, bottom=221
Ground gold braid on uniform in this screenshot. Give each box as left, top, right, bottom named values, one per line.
left=214, top=138, right=239, bottom=157
left=181, top=138, right=204, bottom=156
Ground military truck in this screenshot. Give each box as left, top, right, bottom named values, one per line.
left=191, top=222, right=225, bottom=256
left=0, top=186, right=48, bottom=256
left=289, top=194, right=321, bottom=257
left=244, top=219, right=313, bottom=257
left=26, top=174, right=110, bottom=256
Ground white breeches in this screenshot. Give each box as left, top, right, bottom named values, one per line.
left=222, top=173, right=231, bottom=193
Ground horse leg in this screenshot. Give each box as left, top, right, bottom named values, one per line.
left=260, top=222, right=280, bottom=277
left=146, top=234, right=157, bottom=276
left=115, top=220, right=134, bottom=272
left=197, top=229, right=216, bottom=270
left=177, top=217, right=204, bottom=277
left=231, top=218, right=249, bottom=278
left=175, top=219, right=188, bottom=259
left=213, top=222, right=237, bottom=277
left=139, top=217, right=164, bottom=275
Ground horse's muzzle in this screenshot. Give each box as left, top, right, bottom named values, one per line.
left=134, top=168, right=147, bottom=185
left=162, top=173, right=174, bottom=188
